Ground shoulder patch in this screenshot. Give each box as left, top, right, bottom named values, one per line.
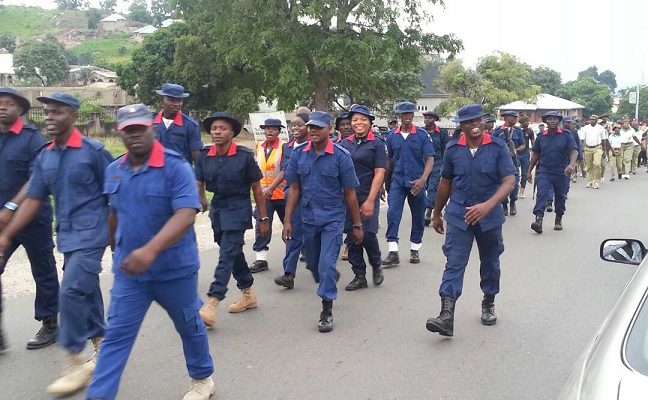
left=333, top=143, right=351, bottom=156
left=163, top=148, right=183, bottom=159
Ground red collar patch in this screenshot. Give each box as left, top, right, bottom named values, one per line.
left=395, top=124, right=417, bottom=135
left=303, top=139, right=335, bottom=154
left=347, top=131, right=375, bottom=142
left=121, top=140, right=165, bottom=167
left=153, top=110, right=183, bottom=127
left=457, top=132, right=492, bottom=146
left=207, top=142, right=238, bottom=157
left=47, top=127, right=83, bottom=150
left=8, top=118, right=23, bottom=135
left=261, top=138, right=279, bottom=149
left=542, top=127, right=563, bottom=136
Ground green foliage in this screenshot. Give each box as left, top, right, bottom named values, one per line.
left=616, top=87, right=648, bottom=120
left=598, top=70, right=617, bottom=92
left=55, top=0, right=87, bottom=10
left=151, top=0, right=176, bottom=25
left=86, top=8, right=102, bottom=30
left=0, top=6, right=58, bottom=37
left=529, top=66, right=563, bottom=95
left=578, top=66, right=598, bottom=81
left=100, top=0, right=117, bottom=12
left=68, top=35, right=138, bottom=66
left=0, top=34, right=16, bottom=53
left=13, top=38, right=69, bottom=86
left=564, top=77, right=612, bottom=117
left=129, top=0, right=153, bottom=24
left=78, top=96, right=103, bottom=120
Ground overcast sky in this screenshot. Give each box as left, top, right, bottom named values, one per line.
left=4, top=0, right=647, bottom=90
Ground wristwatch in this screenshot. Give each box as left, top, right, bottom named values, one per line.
left=352, top=224, right=363, bottom=230
left=259, top=217, right=270, bottom=223
left=4, top=202, right=18, bottom=212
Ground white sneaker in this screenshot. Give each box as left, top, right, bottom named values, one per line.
left=586, top=182, right=592, bottom=188
left=593, top=182, right=600, bottom=189
left=183, top=376, right=215, bottom=400
left=623, top=174, right=630, bottom=180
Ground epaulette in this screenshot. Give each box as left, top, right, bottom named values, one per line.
left=183, top=113, right=198, bottom=126
left=163, top=147, right=183, bottom=159
left=37, top=141, right=53, bottom=152
left=490, top=135, right=507, bottom=147
left=84, top=136, right=106, bottom=151
left=201, top=144, right=213, bottom=151
left=237, top=145, right=254, bottom=153
left=333, top=142, right=351, bottom=156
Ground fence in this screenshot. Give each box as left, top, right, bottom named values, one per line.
left=25, top=106, right=120, bottom=137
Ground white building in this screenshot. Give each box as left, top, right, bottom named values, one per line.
left=498, top=94, right=586, bottom=123
left=99, top=14, right=127, bottom=32
left=133, top=25, right=158, bottom=42
left=160, top=19, right=182, bottom=28
left=0, top=53, right=14, bottom=86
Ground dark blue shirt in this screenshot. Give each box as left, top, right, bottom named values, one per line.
left=531, top=128, right=578, bottom=175
left=338, top=132, right=387, bottom=203
left=153, top=111, right=202, bottom=164
left=441, top=134, right=516, bottom=232
left=285, top=139, right=359, bottom=226
left=104, top=142, right=200, bottom=281
left=493, top=125, right=524, bottom=156
left=195, top=142, right=261, bottom=231
left=567, top=128, right=583, bottom=160
left=386, top=125, right=435, bottom=188
left=426, top=125, right=449, bottom=161
left=28, top=128, right=113, bottom=252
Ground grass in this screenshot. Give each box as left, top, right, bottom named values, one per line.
left=0, top=6, right=58, bottom=37
left=68, top=35, right=139, bottom=65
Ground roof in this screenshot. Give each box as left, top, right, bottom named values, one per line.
left=160, top=19, right=182, bottom=28
left=100, top=13, right=126, bottom=22
left=419, top=62, right=448, bottom=97
left=134, top=25, right=158, bottom=34
left=500, top=93, right=585, bottom=111
left=0, top=53, right=14, bottom=75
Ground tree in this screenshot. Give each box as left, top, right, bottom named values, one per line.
left=86, top=8, right=103, bottom=30
left=13, top=38, right=69, bottom=86
left=598, top=69, right=617, bottom=92
left=529, top=66, right=563, bottom=96
left=565, top=77, right=612, bottom=117
left=100, top=0, right=117, bottom=12
left=0, top=34, right=16, bottom=53
left=175, top=0, right=462, bottom=112
left=54, top=0, right=87, bottom=10
left=434, top=59, right=485, bottom=116
left=151, top=0, right=176, bottom=26
left=129, top=0, right=153, bottom=24
left=577, top=66, right=599, bottom=81
left=615, top=87, right=648, bottom=120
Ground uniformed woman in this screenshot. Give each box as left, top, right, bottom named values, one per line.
left=339, top=104, right=387, bottom=290
left=196, top=112, right=270, bottom=328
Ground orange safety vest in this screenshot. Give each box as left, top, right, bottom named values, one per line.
left=256, top=140, right=285, bottom=200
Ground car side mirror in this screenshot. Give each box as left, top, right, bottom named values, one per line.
left=600, top=239, right=647, bottom=265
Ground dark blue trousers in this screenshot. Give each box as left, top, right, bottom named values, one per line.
left=439, top=223, right=504, bottom=300
left=283, top=202, right=308, bottom=276
left=424, top=163, right=442, bottom=208
left=348, top=232, right=381, bottom=276
left=87, top=273, right=213, bottom=400
left=253, top=199, right=285, bottom=252
left=386, top=181, right=425, bottom=245
left=518, top=151, right=530, bottom=189
left=502, top=157, right=519, bottom=206
left=208, top=230, right=253, bottom=300
left=534, top=173, right=568, bottom=216
left=303, top=221, right=344, bottom=301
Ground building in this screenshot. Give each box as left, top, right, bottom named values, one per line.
left=99, top=13, right=127, bottom=32
left=133, top=25, right=158, bottom=42
left=68, top=65, right=118, bottom=85
left=0, top=53, right=14, bottom=86
left=18, top=83, right=132, bottom=107
left=160, top=19, right=182, bottom=28
left=498, top=94, right=585, bottom=122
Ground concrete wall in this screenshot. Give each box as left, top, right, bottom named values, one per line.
left=15, top=86, right=133, bottom=106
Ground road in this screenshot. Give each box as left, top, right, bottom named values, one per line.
left=2, top=172, right=647, bottom=400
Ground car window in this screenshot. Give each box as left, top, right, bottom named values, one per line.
left=626, top=290, right=648, bottom=375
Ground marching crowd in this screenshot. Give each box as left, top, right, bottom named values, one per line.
left=0, top=82, right=646, bottom=400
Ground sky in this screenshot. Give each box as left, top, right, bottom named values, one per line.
left=4, top=0, right=648, bottom=90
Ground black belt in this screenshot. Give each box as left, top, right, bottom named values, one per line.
left=586, top=145, right=601, bottom=148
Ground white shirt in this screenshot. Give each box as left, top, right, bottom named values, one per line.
left=608, top=133, right=624, bottom=149
left=162, top=117, right=174, bottom=128
left=632, top=128, right=642, bottom=144
left=620, top=128, right=635, bottom=144
left=578, top=124, right=608, bottom=146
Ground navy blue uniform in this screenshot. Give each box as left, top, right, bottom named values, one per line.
left=285, top=139, right=359, bottom=301
left=439, top=133, right=516, bottom=299
left=518, top=127, right=534, bottom=190
left=339, top=132, right=387, bottom=276
left=195, top=142, right=262, bottom=300
left=153, top=111, right=202, bottom=164
left=0, top=118, right=58, bottom=322
left=425, top=125, right=449, bottom=209
left=492, top=125, right=524, bottom=205
left=28, top=128, right=113, bottom=353
left=88, top=142, right=213, bottom=399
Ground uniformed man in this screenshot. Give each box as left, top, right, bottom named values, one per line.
left=382, top=101, right=434, bottom=267
left=249, top=118, right=286, bottom=273
left=426, top=104, right=515, bottom=337
left=152, top=83, right=202, bottom=164
left=86, top=104, right=214, bottom=400
left=422, top=111, right=449, bottom=226
left=527, top=111, right=578, bottom=233
left=492, top=110, right=524, bottom=216
left=0, top=87, right=59, bottom=350
left=0, top=92, right=113, bottom=395
left=283, top=111, right=362, bottom=332
left=483, top=114, right=495, bottom=134
left=518, top=115, right=535, bottom=199
left=338, top=104, right=387, bottom=291
left=387, top=117, right=398, bottom=131
left=335, top=111, right=352, bottom=142
left=196, top=112, right=269, bottom=328
left=579, top=114, right=609, bottom=189
left=563, top=116, right=583, bottom=185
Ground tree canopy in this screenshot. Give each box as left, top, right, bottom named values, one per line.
left=129, top=0, right=153, bottom=24
left=616, top=87, right=648, bottom=120
left=528, top=66, right=562, bottom=96
left=13, top=38, right=69, bottom=86
left=55, top=0, right=87, bottom=10
left=565, top=77, right=612, bottom=117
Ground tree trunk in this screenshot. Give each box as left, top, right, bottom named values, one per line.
left=314, top=70, right=330, bottom=112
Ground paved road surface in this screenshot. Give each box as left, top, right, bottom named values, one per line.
left=2, top=172, right=647, bottom=399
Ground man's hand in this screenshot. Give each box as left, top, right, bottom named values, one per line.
left=564, top=163, right=576, bottom=176
left=409, top=177, right=427, bottom=196
left=432, top=215, right=445, bottom=234
left=263, top=188, right=273, bottom=200
left=360, top=200, right=374, bottom=220
left=199, top=195, right=209, bottom=213
left=120, top=245, right=158, bottom=276
left=464, top=202, right=493, bottom=225
left=258, top=219, right=270, bottom=237
left=282, top=222, right=292, bottom=243
left=352, top=227, right=364, bottom=245
left=0, top=208, right=13, bottom=232
left=526, top=173, right=533, bottom=184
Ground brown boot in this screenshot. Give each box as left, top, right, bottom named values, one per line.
left=84, top=336, right=103, bottom=373
left=199, top=297, right=220, bottom=328
left=228, top=287, right=257, bottom=313
left=46, top=352, right=93, bottom=396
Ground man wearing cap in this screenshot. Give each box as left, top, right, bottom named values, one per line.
left=197, top=112, right=269, bottom=328
left=423, top=111, right=449, bottom=227
left=153, top=83, right=202, bottom=164
left=0, top=88, right=59, bottom=351
left=620, top=120, right=636, bottom=179
left=0, top=92, right=113, bottom=395
left=426, top=104, right=515, bottom=337
left=249, top=118, right=287, bottom=273
left=483, top=115, right=495, bottom=135
left=334, top=112, right=352, bottom=143
left=387, top=117, right=398, bottom=131
left=517, top=115, right=535, bottom=199
left=527, top=111, right=578, bottom=233
left=492, top=110, right=524, bottom=216
left=579, top=115, right=608, bottom=189
left=283, top=111, right=362, bottom=332
left=382, top=101, right=434, bottom=267
left=630, top=120, right=644, bottom=174
left=86, top=104, right=214, bottom=400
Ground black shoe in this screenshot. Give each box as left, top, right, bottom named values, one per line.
left=481, top=294, right=497, bottom=326
left=26, top=316, right=57, bottom=350
left=546, top=200, right=553, bottom=213
left=426, top=297, right=455, bottom=337
left=509, top=201, right=517, bottom=216
left=554, top=215, right=563, bottom=231
left=424, top=207, right=433, bottom=226
left=372, top=266, right=384, bottom=286
left=335, top=270, right=340, bottom=282
left=345, top=275, right=368, bottom=291
left=274, top=273, right=294, bottom=289
left=381, top=251, right=400, bottom=268
left=531, top=215, right=543, bottom=234
left=409, top=250, right=420, bottom=264
left=249, top=260, right=269, bottom=273
left=318, top=300, right=333, bottom=333
left=502, top=204, right=509, bottom=216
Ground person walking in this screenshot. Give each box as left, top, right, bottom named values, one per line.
left=608, top=124, right=624, bottom=181
left=423, top=111, right=449, bottom=226
left=579, top=115, right=608, bottom=189
left=620, top=120, right=635, bottom=180
left=518, top=115, right=534, bottom=199
left=492, top=110, right=524, bottom=216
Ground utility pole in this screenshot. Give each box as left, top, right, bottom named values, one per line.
left=636, top=83, right=640, bottom=121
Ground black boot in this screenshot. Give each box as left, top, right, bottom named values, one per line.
left=546, top=200, right=553, bottom=213
left=554, top=214, right=563, bottom=231
left=345, top=275, right=368, bottom=291
left=318, top=300, right=333, bottom=333
left=509, top=201, right=517, bottom=216
left=502, top=204, right=509, bottom=216
left=381, top=251, right=400, bottom=268
left=409, top=250, right=420, bottom=264
left=372, top=266, right=384, bottom=286
left=531, top=214, right=543, bottom=234
left=0, top=317, right=7, bottom=354
left=26, top=315, right=58, bottom=350
left=424, top=207, right=433, bottom=226
left=249, top=260, right=269, bottom=273
left=481, top=294, right=497, bottom=326
left=274, top=273, right=294, bottom=289
left=426, top=297, right=455, bottom=337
